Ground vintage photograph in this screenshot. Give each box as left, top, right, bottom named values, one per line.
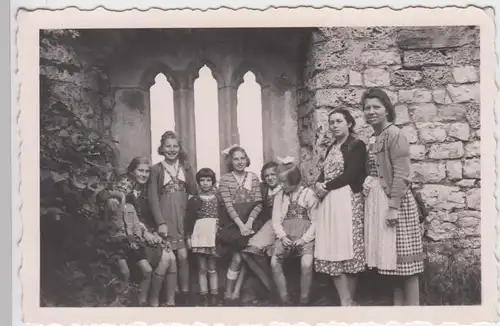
left=39, top=25, right=482, bottom=308
left=16, top=6, right=496, bottom=325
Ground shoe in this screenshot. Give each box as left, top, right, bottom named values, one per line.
left=209, top=294, right=219, bottom=306
left=200, top=294, right=209, bottom=307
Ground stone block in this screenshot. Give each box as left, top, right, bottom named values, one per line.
left=466, top=103, right=480, bottom=129
left=456, top=210, right=481, bottom=237
left=448, top=122, right=470, bottom=141
left=465, top=141, right=480, bottom=157
left=399, top=89, right=433, bottom=104
left=350, top=27, right=397, bottom=39
left=419, top=185, right=466, bottom=210
left=453, top=66, right=479, bottom=83
left=394, top=105, right=410, bottom=125
left=428, top=142, right=464, bottom=159
left=421, top=67, right=454, bottom=88
left=391, top=70, right=422, bottom=87
left=463, top=158, right=481, bottom=179
left=360, top=50, right=401, bottom=66
left=401, top=125, right=418, bottom=143
left=432, top=89, right=453, bottom=105
left=313, top=107, right=330, bottom=134
left=450, top=46, right=481, bottom=66
left=436, top=104, right=467, bottom=122
left=358, top=38, right=396, bottom=50
left=412, top=162, right=446, bottom=183
left=446, top=160, right=463, bottom=180
left=364, top=68, right=390, bottom=87
left=349, top=70, right=363, bottom=86
left=416, top=122, right=448, bottom=143
left=466, top=188, right=481, bottom=210
left=308, top=68, right=349, bottom=90
left=409, top=144, right=426, bottom=160
left=409, top=103, right=438, bottom=122
left=427, top=219, right=458, bottom=241
left=403, top=50, right=447, bottom=68
left=446, top=83, right=480, bottom=103
left=396, top=26, right=479, bottom=49
left=311, top=47, right=357, bottom=70
left=456, top=179, right=476, bottom=188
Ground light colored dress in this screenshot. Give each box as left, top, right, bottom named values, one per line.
left=314, top=144, right=366, bottom=276
left=190, top=194, right=219, bottom=256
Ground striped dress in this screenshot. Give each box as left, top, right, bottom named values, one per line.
left=217, top=171, right=263, bottom=252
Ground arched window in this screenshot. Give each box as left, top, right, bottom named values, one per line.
left=194, top=65, right=220, bottom=179
left=237, top=72, right=263, bottom=178
left=150, top=73, right=175, bottom=164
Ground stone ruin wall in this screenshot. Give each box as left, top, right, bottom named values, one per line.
left=297, top=27, right=481, bottom=264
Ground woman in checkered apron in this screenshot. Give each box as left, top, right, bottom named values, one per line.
left=361, top=88, right=424, bottom=306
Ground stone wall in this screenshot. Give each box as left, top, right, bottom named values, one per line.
left=298, top=26, right=480, bottom=263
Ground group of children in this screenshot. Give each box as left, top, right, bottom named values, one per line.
left=104, top=131, right=319, bottom=307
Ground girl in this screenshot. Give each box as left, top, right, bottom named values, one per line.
left=361, top=88, right=424, bottom=306
left=313, top=108, right=367, bottom=306
left=148, top=131, right=198, bottom=306
left=217, top=145, right=264, bottom=304
left=106, top=174, right=173, bottom=307
left=271, top=159, right=318, bottom=306
left=233, top=161, right=281, bottom=304
left=185, top=168, right=224, bottom=306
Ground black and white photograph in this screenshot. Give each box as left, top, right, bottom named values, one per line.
left=16, top=6, right=496, bottom=325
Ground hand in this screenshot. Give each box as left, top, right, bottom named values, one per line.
left=239, top=224, right=254, bottom=236
left=245, top=218, right=255, bottom=231
left=151, top=233, right=163, bottom=244
left=143, top=232, right=155, bottom=245
left=386, top=208, right=399, bottom=227
left=158, top=224, right=168, bottom=238
left=294, top=238, right=306, bottom=248
left=186, top=238, right=192, bottom=249
left=315, top=182, right=328, bottom=199
left=129, top=242, right=139, bottom=250
left=281, top=236, right=293, bottom=247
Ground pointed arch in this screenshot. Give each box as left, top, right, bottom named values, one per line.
left=237, top=71, right=264, bottom=178
left=150, top=73, right=175, bottom=164
left=194, top=65, right=220, bottom=178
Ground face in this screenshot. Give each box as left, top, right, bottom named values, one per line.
left=262, top=167, right=278, bottom=189
left=115, top=178, right=134, bottom=195
left=363, top=98, right=388, bottom=126
left=231, top=150, right=248, bottom=172
left=198, top=176, right=214, bottom=192
left=160, top=138, right=180, bottom=161
left=131, top=163, right=150, bottom=185
left=278, top=172, right=297, bottom=194
left=329, top=112, right=351, bottom=139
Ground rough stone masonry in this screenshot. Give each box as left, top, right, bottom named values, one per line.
left=297, top=26, right=481, bottom=264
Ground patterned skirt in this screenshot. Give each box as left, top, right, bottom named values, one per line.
left=378, top=190, right=424, bottom=276
left=314, top=192, right=366, bottom=276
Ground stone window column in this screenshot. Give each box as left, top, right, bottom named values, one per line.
left=171, top=72, right=198, bottom=172
left=217, top=83, right=240, bottom=174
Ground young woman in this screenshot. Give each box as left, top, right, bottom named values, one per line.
left=313, top=108, right=368, bottom=306
left=217, top=145, right=263, bottom=304
left=148, top=131, right=198, bottom=306
left=99, top=157, right=177, bottom=306
left=185, top=168, right=224, bottom=306
left=271, top=160, right=318, bottom=306
left=361, top=88, right=424, bottom=306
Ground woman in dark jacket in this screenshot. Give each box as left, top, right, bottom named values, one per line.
left=313, top=108, right=368, bottom=306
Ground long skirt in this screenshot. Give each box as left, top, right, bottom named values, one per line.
left=314, top=188, right=366, bottom=276
left=378, top=190, right=424, bottom=276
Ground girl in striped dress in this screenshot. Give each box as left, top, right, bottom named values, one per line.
left=217, top=145, right=264, bottom=304
left=361, top=88, right=424, bottom=306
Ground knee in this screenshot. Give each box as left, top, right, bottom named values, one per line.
left=271, top=256, right=281, bottom=269
left=142, top=264, right=153, bottom=279
left=177, top=249, right=188, bottom=262
left=166, top=251, right=176, bottom=264
left=199, top=263, right=208, bottom=275
left=232, top=253, right=242, bottom=265
left=301, top=255, right=313, bottom=270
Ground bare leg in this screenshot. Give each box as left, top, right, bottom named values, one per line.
left=207, top=257, right=219, bottom=296
left=241, top=252, right=273, bottom=291
left=346, top=273, right=358, bottom=303
left=224, top=252, right=242, bottom=300
left=150, top=250, right=169, bottom=307
left=176, top=248, right=190, bottom=294
left=271, top=256, right=289, bottom=304
left=299, top=255, right=314, bottom=304
left=197, top=255, right=209, bottom=305
left=136, top=259, right=153, bottom=305
left=232, top=263, right=247, bottom=300
left=393, top=276, right=404, bottom=306
left=163, top=252, right=177, bottom=306
left=116, top=259, right=131, bottom=293
left=333, top=274, right=353, bottom=306
left=403, top=275, right=420, bottom=306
